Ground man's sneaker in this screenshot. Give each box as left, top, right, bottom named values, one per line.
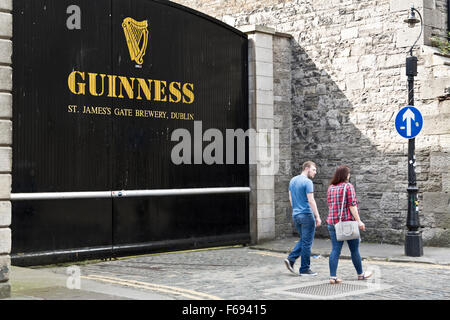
left=300, top=269, right=318, bottom=276
left=284, top=259, right=296, bottom=275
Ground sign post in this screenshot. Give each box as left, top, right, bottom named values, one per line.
left=395, top=105, right=424, bottom=257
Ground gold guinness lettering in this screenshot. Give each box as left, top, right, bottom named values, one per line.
left=88, top=73, right=106, bottom=96
left=182, top=83, right=194, bottom=104
left=169, top=82, right=182, bottom=103
left=118, top=76, right=135, bottom=99
left=154, top=80, right=167, bottom=102
left=68, top=71, right=86, bottom=95
left=68, top=70, right=195, bottom=104
left=107, top=75, right=117, bottom=98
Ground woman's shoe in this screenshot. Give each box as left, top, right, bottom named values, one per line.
left=357, top=271, right=373, bottom=280
left=329, top=277, right=342, bottom=284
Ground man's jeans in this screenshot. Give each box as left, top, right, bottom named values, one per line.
left=327, top=224, right=363, bottom=277
left=287, top=213, right=316, bottom=274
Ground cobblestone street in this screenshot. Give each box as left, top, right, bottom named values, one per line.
left=45, top=246, right=450, bottom=300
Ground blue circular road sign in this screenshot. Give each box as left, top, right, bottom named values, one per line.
left=395, top=106, right=423, bottom=139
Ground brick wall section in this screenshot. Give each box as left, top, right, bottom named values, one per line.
left=0, top=0, right=11, bottom=299
left=172, top=0, right=449, bottom=246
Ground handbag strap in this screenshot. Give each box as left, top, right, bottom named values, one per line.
left=337, top=183, right=348, bottom=222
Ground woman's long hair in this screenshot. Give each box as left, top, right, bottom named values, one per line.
left=330, top=165, right=350, bottom=186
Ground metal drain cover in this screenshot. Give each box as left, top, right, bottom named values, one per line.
left=266, top=281, right=392, bottom=299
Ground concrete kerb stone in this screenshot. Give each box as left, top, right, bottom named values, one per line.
left=250, top=237, right=450, bottom=266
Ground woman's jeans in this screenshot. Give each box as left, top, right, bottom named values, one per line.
left=287, top=213, right=316, bottom=274
left=328, top=224, right=363, bottom=277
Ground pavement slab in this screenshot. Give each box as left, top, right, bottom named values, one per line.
left=2, top=238, right=450, bottom=301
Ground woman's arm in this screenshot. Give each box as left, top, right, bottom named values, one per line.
left=349, top=206, right=365, bottom=231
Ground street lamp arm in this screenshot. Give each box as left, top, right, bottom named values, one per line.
left=408, top=7, right=423, bottom=56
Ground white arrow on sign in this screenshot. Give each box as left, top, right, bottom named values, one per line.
left=402, top=108, right=415, bottom=137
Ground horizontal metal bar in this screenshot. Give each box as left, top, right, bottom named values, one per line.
left=10, top=191, right=112, bottom=200
left=10, top=187, right=251, bottom=201
left=111, top=187, right=251, bottom=197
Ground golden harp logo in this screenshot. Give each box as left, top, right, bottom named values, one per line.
left=122, top=17, right=149, bottom=65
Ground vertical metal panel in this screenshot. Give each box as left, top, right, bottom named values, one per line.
left=13, top=0, right=113, bottom=193
left=12, top=0, right=113, bottom=255
left=110, top=0, right=249, bottom=247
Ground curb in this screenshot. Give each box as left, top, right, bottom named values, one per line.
left=248, top=245, right=450, bottom=267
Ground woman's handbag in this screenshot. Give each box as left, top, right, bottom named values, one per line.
left=335, top=184, right=360, bottom=241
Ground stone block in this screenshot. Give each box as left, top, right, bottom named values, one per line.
left=420, top=78, right=450, bottom=100
left=359, top=54, right=377, bottom=70
left=0, top=174, right=11, bottom=199
left=257, top=204, right=275, bottom=219
left=0, top=147, right=11, bottom=173
left=423, top=7, right=445, bottom=29
left=256, top=104, right=274, bottom=119
left=255, top=75, right=273, bottom=91
left=0, top=201, right=10, bottom=227
left=346, top=73, right=364, bottom=90
left=0, top=39, right=11, bottom=65
left=341, top=57, right=359, bottom=74
left=341, top=27, right=358, bottom=40
left=256, top=89, right=273, bottom=105
left=423, top=192, right=450, bottom=215
left=0, top=93, right=12, bottom=119
left=255, top=61, right=273, bottom=77
left=0, top=120, right=11, bottom=145
left=383, top=53, right=405, bottom=68
left=0, top=228, right=10, bottom=254
left=440, top=134, right=450, bottom=152
left=0, top=0, right=12, bottom=11
left=430, top=152, right=450, bottom=173
left=257, top=188, right=274, bottom=205
left=254, top=47, right=273, bottom=64
left=0, top=282, right=10, bottom=299
left=255, top=118, right=274, bottom=130
left=423, top=228, right=450, bottom=247
left=396, top=26, right=423, bottom=48
left=421, top=114, right=450, bottom=135
left=0, top=66, right=12, bottom=91
left=0, top=12, right=11, bottom=38
left=257, top=175, right=274, bottom=190
left=0, top=254, right=10, bottom=282
left=253, top=32, right=273, bottom=49
left=257, top=218, right=275, bottom=241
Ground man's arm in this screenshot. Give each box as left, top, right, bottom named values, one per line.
left=306, top=192, right=321, bottom=227
left=289, top=191, right=292, bottom=207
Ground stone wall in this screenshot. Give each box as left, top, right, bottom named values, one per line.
left=0, top=0, right=11, bottom=298
left=172, top=0, right=450, bottom=246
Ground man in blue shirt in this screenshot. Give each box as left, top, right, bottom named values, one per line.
left=284, top=161, right=321, bottom=276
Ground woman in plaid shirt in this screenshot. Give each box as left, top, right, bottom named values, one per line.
left=326, top=165, right=372, bottom=284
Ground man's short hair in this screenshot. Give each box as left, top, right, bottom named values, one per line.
left=302, top=161, right=316, bottom=171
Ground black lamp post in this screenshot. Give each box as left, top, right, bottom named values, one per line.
left=403, top=5, right=423, bottom=257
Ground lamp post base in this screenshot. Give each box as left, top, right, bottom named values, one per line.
left=405, top=231, right=423, bottom=257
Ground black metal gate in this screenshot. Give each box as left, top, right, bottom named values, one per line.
left=11, top=0, right=249, bottom=266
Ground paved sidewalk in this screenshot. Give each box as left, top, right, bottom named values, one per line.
left=251, top=237, right=450, bottom=265
left=5, top=264, right=169, bottom=300
left=2, top=237, right=450, bottom=300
